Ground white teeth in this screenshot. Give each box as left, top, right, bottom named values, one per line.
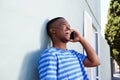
left=66, top=31, right=70, bottom=34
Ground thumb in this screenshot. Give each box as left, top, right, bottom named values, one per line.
left=69, top=39, right=74, bottom=42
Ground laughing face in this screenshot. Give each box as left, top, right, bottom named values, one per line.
left=52, top=18, right=72, bottom=43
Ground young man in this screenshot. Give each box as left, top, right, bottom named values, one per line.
left=38, top=17, right=100, bottom=80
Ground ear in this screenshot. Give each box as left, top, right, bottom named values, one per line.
left=49, top=28, right=56, bottom=34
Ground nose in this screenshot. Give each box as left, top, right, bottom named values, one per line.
left=69, top=28, right=73, bottom=32
left=65, top=27, right=71, bottom=34
left=67, top=26, right=71, bottom=30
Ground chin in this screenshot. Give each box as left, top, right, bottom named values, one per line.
left=64, top=38, right=70, bottom=43
left=62, top=36, right=70, bottom=43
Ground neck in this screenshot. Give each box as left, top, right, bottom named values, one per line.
left=52, top=41, right=67, bottom=50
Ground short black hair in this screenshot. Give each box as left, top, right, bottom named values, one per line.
left=46, top=17, right=65, bottom=37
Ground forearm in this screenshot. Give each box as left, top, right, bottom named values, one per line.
left=79, top=36, right=100, bottom=67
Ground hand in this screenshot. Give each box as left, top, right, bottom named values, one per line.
left=69, top=29, right=84, bottom=42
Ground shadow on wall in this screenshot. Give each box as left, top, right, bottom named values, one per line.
left=18, top=19, right=51, bottom=80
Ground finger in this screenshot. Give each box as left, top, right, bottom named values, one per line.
left=69, top=39, right=73, bottom=42
left=70, top=28, right=75, bottom=32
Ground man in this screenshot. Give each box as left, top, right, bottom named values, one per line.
left=38, top=17, right=100, bottom=80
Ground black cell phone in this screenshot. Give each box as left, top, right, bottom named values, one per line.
left=70, top=32, right=75, bottom=39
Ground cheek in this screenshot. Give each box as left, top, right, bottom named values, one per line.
left=58, top=29, right=66, bottom=34
left=55, top=27, right=66, bottom=35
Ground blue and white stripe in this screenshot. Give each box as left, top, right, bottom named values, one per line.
left=38, top=47, right=89, bottom=80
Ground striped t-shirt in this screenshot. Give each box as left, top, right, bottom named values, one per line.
left=38, top=47, right=89, bottom=80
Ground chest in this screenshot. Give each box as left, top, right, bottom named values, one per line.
left=56, top=53, right=82, bottom=78
left=57, top=53, right=80, bottom=66
left=57, top=54, right=81, bottom=73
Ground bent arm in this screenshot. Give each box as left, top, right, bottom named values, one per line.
left=79, top=37, right=100, bottom=67
left=70, top=30, right=100, bottom=67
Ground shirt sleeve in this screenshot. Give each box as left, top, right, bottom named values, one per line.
left=38, top=52, right=57, bottom=80
left=71, top=50, right=87, bottom=62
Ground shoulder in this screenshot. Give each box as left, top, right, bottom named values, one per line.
left=69, top=49, right=82, bottom=55
left=40, top=47, right=58, bottom=57
left=69, top=49, right=87, bottom=61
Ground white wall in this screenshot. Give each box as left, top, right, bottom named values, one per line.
left=0, top=0, right=86, bottom=80
left=0, top=0, right=103, bottom=80
left=0, top=1, right=51, bottom=80
left=100, top=36, right=111, bottom=80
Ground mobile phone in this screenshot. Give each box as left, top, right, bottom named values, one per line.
left=70, top=32, right=75, bottom=39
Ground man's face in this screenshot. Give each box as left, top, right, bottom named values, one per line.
left=53, top=19, right=72, bottom=42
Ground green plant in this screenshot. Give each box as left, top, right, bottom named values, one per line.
left=105, top=0, right=120, bottom=67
